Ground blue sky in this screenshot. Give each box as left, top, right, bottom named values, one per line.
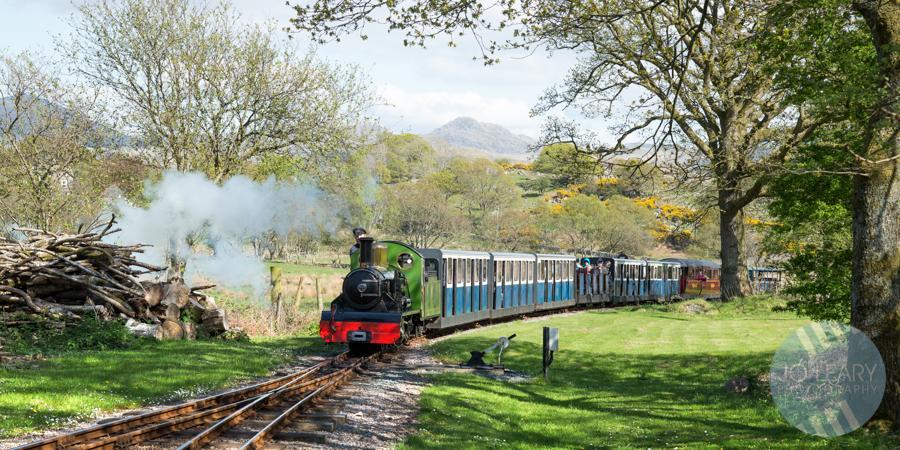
left=0, top=0, right=613, bottom=139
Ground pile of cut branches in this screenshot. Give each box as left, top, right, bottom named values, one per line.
left=0, top=217, right=229, bottom=339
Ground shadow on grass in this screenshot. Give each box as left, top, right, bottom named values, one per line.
left=407, top=336, right=897, bottom=449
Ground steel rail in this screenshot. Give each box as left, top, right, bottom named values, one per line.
left=238, top=355, right=373, bottom=450
left=13, top=354, right=345, bottom=450
left=177, top=352, right=379, bottom=450
left=69, top=398, right=255, bottom=450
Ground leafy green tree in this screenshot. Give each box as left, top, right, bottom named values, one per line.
left=428, top=158, right=523, bottom=246
left=370, top=133, right=437, bottom=184
left=289, top=0, right=825, bottom=301
left=541, top=194, right=655, bottom=256
left=378, top=180, right=467, bottom=248
left=760, top=0, right=900, bottom=419
left=757, top=0, right=876, bottom=322
left=684, top=214, right=721, bottom=260
left=530, top=143, right=598, bottom=189
left=766, top=165, right=853, bottom=322
left=0, top=54, right=108, bottom=231
left=68, top=0, right=373, bottom=183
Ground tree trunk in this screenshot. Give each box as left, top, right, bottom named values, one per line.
left=852, top=0, right=900, bottom=426
left=719, top=206, right=750, bottom=300
left=850, top=158, right=900, bottom=425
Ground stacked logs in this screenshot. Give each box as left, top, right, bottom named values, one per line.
left=0, top=217, right=229, bottom=339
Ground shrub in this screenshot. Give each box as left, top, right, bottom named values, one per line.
left=0, top=313, right=136, bottom=356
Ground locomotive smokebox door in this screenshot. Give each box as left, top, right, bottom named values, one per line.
left=543, top=327, right=558, bottom=381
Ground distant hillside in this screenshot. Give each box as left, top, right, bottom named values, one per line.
left=0, top=96, right=132, bottom=147
left=425, top=117, right=536, bottom=158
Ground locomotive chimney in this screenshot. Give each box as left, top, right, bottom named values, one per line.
left=358, top=236, right=375, bottom=268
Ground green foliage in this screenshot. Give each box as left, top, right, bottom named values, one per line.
left=215, top=328, right=251, bottom=342
left=371, top=133, right=437, bottom=184
left=766, top=161, right=854, bottom=322
left=756, top=1, right=876, bottom=323
left=68, top=0, right=374, bottom=183
left=0, top=54, right=109, bottom=231
left=530, top=143, right=597, bottom=188
left=655, top=295, right=792, bottom=319
left=379, top=179, right=468, bottom=248
left=424, top=158, right=524, bottom=247
left=540, top=194, right=655, bottom=256
left=0, top=315, right=135, bottom=356
left=758, top=0, right=879, bottom=119
left=684, top=213, right=721, bottom=259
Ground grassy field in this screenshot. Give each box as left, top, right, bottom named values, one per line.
left=0, top=336, right=328, bottom=440
left=406, top=298, right=898, bottom=449
left=266, top=261, right=346, bottom=277
left=200, top=261, right=345, bottom=336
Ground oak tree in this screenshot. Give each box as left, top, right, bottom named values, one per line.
left=68, top=0, right=374, bottom=183
left=288, top=0, right=818, bottom=300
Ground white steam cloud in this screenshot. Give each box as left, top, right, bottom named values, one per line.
left=111, top=172, right=343, bottom=296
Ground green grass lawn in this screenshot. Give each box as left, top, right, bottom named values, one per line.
left=407, top=299, right=898, bottom=449
left=266, top=261, right=346, bottom=277
left=0, top=337, right=328, bottom=440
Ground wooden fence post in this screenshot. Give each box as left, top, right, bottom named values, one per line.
left=270, top=266, right=282, bottom=332
left=316, top=277, right=323, bottom=311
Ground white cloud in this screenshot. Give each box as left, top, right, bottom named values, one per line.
left=376, top=84, right=540, bottom=136
left=0, top=0, right=620, bottom=142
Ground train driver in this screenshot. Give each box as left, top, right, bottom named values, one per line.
left=349, top=227, right=367, bottom=255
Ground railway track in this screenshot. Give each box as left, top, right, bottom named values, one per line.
left=14, top=351, right=383, bottom=450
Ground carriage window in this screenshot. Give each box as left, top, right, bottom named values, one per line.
left=474, top=260, right=481, bottom=284
left=460, top=260, right=465, bottom=283
left=482, top=260, right=488, bottom=280
left=474, top=260, right=479, bottom=282
left=425, top=259, right=439, bottom=280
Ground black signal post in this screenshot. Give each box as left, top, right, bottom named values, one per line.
left=543, top=326, right=558, bottom=381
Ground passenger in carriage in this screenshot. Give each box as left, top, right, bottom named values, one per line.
left=577, top=258, right=593, bottom=294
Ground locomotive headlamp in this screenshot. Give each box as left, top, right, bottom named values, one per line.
left=397, top=253, right=413, bottom=268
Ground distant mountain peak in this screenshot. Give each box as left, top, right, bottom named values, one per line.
left=425, top=117, right=535, bottom=157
